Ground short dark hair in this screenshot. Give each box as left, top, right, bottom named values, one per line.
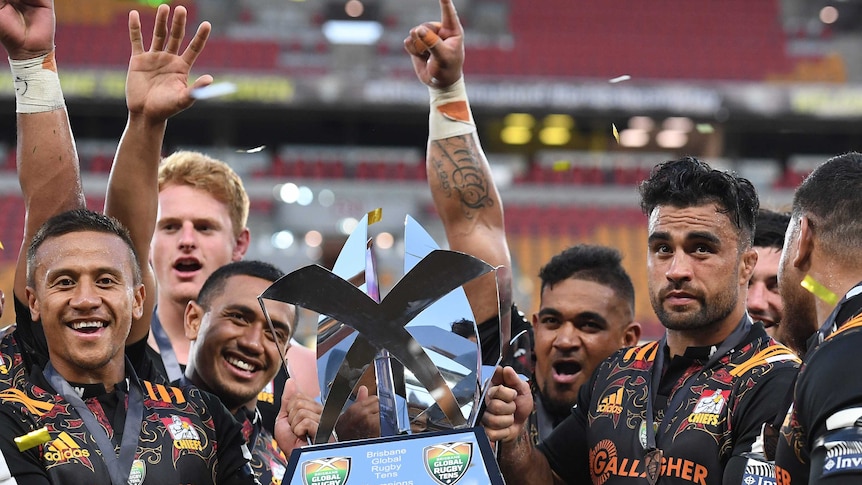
left=27, top=209, right=141, bottom=286
left=792, top=152, right=862, bottom=255
left=639, top=157, right=759, bottom=248
left=538, top=244, right=635, bottom=310
left=196, top=260, right=285, bottom=310
left=754, top=208, right=791, bottom=250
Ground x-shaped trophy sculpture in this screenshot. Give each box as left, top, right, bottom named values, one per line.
left=261, top=212, right=506, bottom=485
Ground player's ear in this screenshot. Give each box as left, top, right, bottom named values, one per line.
left=185, top=300, right=204, bottom=340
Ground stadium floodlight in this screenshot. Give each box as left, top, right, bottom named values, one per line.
left=322, top=20, right=383, bottom=45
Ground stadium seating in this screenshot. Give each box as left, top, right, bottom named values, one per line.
left=51, top=0, right=825, bottom=82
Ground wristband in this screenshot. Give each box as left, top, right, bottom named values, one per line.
left=9, top=50, right=65, bottom=114
left=428, top=77, right=475, bottom=140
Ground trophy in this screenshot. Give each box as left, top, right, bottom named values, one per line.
left=260, top=211, right=506, bottom=485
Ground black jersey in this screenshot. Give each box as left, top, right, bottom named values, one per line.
left=539, top=319, right=799, bottom=485
left=237, top=407, right=288, bottom=485
left=150, top=309, right=289, bottom=435
left=0, top=363, right=257, bottom=485
left=775, top=286, right=862, bottom=485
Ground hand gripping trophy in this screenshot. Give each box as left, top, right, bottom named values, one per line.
left=260, top=211, right=507, bottom=485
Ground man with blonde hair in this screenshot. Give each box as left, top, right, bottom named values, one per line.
left=149, top=149, right=318, bottom=433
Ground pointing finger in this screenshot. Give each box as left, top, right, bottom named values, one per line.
left=439, top=0, right=461, bottom=32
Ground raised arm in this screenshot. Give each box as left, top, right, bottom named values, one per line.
left=106, top=4, right=211, bottom=344
left=1, top=0, right=84, bottom=303
left=404, top=0, right=511, bottom=334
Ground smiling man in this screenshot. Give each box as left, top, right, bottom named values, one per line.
left=184, top=260, right=302, bottom=484
left=528, top=244, right=640, bottom=444
left=483, top=158, right=800, bottom=485
left=747, top=209, right=791, bottom=345
left=0, top=209, right=258, bottom=484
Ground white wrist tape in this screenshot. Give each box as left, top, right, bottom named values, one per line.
left=9, top=51, right=65, bottom=114
left=428, top=77, right=476, bottom=140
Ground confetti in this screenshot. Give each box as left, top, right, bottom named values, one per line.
left=15, top=427, right=50, bottom=452
left=190, top=82, right=237, bottom=100
left=552, top=160, right=571, bottom=171
left=801, top=274, right=839, bottom=306
left=696, top=124, right=715, bottom=134
left=367, top=208, right=383, bottom=225
left=612, top=123, right=620, bottom=144
left=0, top=240, right=3, bottom=250
left=236, top=145, right=266, bottom=154
left=608, top=75, right=631, bottom=84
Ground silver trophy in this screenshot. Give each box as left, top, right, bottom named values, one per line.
left=260, top=212, right=506, bottom=444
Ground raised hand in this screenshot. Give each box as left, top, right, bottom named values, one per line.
left=126, top=4, right=212, bottom=123
left=0, top=0, right=54, bottom=59
left=403, top=0, right=464, bottom=88
left=275, top=378, right=323, bottom=453
left=335, top=385, right=381, bottom=441
left=481, top=366, right=533, bottom=443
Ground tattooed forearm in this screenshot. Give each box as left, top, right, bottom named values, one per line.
left=431, top=136, right=494, bottom=219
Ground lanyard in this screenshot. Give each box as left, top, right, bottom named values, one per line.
left=43, top=361, right=145, bottom=485
left=151, top=311, right=184, bottom=382
left=642, top=317, right=752, bottom=483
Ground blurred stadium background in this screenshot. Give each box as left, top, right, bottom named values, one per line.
left=0, top=0, right=859, bottom=341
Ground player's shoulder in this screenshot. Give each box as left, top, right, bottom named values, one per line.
left=728, top=338, right=800, bottom=379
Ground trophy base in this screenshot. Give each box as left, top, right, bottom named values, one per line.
left=285, top=427, right=505, bottom=485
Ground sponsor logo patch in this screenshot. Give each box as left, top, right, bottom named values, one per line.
left=742, top=456, right=776, bottom=485
left=128, top=459, right=146, bottom=485
left=162, top=415, right=203, bottom=450
left=43, top=431, right=91, bottom=463
left=688, top=389, right=730, bottom=426
left=822, top=440, right=862, bottom=477
left=596, top=388, right=624, bottom=415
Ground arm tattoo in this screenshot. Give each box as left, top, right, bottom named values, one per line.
left=431, top=136, right=494, bottom=220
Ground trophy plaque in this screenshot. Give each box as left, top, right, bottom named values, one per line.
left=260, top=212, right=506, bottom=484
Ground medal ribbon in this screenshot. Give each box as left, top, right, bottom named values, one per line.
left=43, top=361, right=144, bottom=485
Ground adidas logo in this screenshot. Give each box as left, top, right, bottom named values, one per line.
left=596, top=388, right=624, bottom=415
left=43, top=432, right=91, bottom=462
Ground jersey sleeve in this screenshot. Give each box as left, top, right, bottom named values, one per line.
left=795, top=331, right=862, bottom=484
left=723, top=358, right=798, bottom=484
left=0, top=408, right=51, bottom=485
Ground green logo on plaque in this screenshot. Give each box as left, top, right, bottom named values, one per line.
left=302, top=457, right=351, bottom=485
left=424, top=441, right=472, bottom=485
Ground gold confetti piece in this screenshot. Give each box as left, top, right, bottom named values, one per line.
left=15, top=427, right=50, bottom=452
left=552, top=160, right=571, bottom=171
left=0, top=240, right=4, bottom=250
left=696, top=124, right=714, bottom=134
left=367, top=208, right=383, bottom=225
left=801, top=274, right=839, bottom=306
left=236, top=145, right=266, bottom=154
left=612, top=123, right=620, bottom=144
left=608, top=75, right=631, bottom=84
